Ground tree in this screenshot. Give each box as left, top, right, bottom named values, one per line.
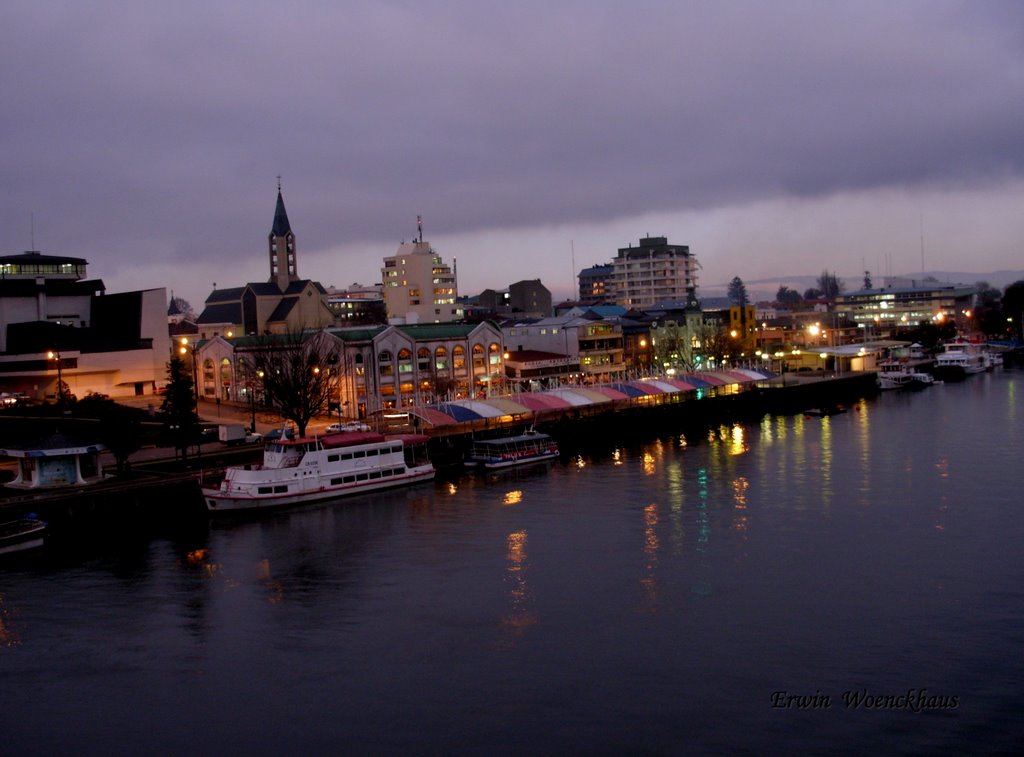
left=247, top=329, right=339, bottom=437
left=863, top=270, right=873, bottom=290
left=776, top=286, right=802, bottom=306
left=161, top=355, right=200, bottom=461
left=727, top=276, right=748, bottom=306
left=169, top=295, right=196, bottom=321
left=77, top=393, right=142, bottom=475
left=803, top=287, right=823, bottom=300
left=816, top=270, right=844, bottom=299
left=1003, top=280, right=1024, bottom=339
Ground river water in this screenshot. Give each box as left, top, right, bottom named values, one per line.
left=2, top=371, right=1022, bottom=755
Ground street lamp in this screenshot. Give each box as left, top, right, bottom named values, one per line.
left=179, top=337, right=198, bottom=403
left=47, top=350, right=63, bottom=407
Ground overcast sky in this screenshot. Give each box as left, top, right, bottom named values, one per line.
left=3, top=0, right=1023, bottom=309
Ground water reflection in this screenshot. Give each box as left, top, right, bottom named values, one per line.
left=640, top=503, right=659, bottom=612
left=0, top=594, right=21, bottom=648
left=500, top=530, right=536, bottom=642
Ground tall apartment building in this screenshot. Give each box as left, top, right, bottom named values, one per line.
left=578, top=264, right=614, bottom=305
left=381, top=239, right=461, bottom=324
left=611, top=236, right=699, bottom=309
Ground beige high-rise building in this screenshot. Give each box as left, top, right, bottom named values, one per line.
left=611, top=236, right=699, bottom=310
left=381, top=236, right=461, bottom=324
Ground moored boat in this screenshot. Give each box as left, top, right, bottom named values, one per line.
left=933, top=340, right=987, bottom=382
left=203, top=431, right=434, bottom=513
left=467, top=429, right=560, bottom=469
left=877, top=360, right=934, bottom=390
left=0, top=515, right=47, bottom=555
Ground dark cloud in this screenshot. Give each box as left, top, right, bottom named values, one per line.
left=2, top=0, right=1022, bottom=301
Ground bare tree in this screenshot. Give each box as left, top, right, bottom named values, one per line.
left=246, top=329, right=339, bottom=436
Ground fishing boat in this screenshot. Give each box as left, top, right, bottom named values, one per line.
left=203, top=431, right=434, bottom=513
left=466, top=429, right=560, bottom=469
left=0, top=515, right=47, bottom=555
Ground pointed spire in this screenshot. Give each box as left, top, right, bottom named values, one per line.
left=272, top=180, right=291, bottom=237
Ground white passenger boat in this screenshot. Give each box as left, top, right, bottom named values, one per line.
left=203, top=431, right=434, bottom=513
left=933, top=340, right=987, bottom=382
left=466, top=429, right=560, bottom=469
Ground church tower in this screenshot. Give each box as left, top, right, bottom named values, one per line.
left=268, top=181, right=298, bottom=291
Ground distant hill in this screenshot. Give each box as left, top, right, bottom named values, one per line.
left=703, top=270, right=1024, bottom=302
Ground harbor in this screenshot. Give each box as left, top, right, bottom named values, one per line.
left=0, top=370, right=878, bottom=529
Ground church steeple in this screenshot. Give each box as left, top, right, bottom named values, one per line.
left=268, top=178, right=297, bottom=291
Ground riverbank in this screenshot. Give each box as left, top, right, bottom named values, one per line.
left=0, top=372, right=877, bottom=529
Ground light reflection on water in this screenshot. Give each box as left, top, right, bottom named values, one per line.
left=1, top=372, right=1023, bottom=754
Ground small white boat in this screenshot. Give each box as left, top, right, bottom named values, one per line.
left=0, top=515, right=47, bottom=555
left=467, top=429, right=560, bottom=469
left=203, top=431, right=434, bottom=513
left=877, top=360, right=933, bottom=390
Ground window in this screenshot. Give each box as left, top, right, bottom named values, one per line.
left=453, top=345, right=466, bottom=374
left=378, top=350, right=393, bottom=377
left=397, top=349, right=413, bottom=374
left=435, top=346, right=448, bottom=372
left=472, top=344, right=486, bottom=374
left=418, top=348, right=431, bottom=371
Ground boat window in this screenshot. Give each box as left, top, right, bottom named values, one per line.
left=356, top=472, right=369, bottom=481
left=366, top=448, right=378, bottom=456
left=354, top=450, right=366, bottom=458
left=258, top=486, right=273, bottom=494
left=341, top=452, right=353, bottom=460
left=381, top=469, right=393, bottom=477
left=370, top=471, right=382, bottom=479
left=273, top=485, right=288, bottom=493
left=331, top=477, right=345, bottom=486
left=327, top=454, right=340, bottom=462
left=344, top=475, right=355, bottom=483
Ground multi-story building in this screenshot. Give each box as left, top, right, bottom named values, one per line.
left=195, top=321, right=504, bottom=418
left=578, top=264, right=614, bottom=305
left=325, top=283, right=386, bottom=325
left=381, top=237, right=461, bottom=324
left=0, top=251, right=170, bottom=399
left=475, top=279, right=552, bottom=319
left=834, top=280, right=975, bottom=335
left=503, top=312, right=625, bottom=383
left=611, top=236, right=699, bottom=309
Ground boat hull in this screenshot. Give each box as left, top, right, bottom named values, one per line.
left=469, top=449, right=560, bottom=469
left=203, top=466, right=435, bottom=513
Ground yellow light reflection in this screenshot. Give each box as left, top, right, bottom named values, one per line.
left=643, top=452, right=656, bottom=475
left=501, top=530, right=537, bottom=640
left=503, top=490, right=523, bottom=506
left=641, top=503, right=659, bottom=612
left=575, top=455, right=587, bottom=469
left=612, top=448, right=622, bottom=466
left=447, top=482, right=458, bottom=495
left=729, top=424, right=747, bottom=456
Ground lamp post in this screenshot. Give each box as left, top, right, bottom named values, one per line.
left=47, top=350, right=63, bottom=407
left=180, top=337, right=198, bottom=403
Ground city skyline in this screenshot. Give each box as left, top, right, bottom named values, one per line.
left=3, top=2, right=1024, bottom=309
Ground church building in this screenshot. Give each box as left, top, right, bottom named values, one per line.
left=195, top=186, right=335, bottom=339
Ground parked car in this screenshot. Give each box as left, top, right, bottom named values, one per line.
left=326, top=421, right=370, bottom=433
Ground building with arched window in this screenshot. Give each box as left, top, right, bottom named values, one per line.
left=192, top=321, right=504, bottom=420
